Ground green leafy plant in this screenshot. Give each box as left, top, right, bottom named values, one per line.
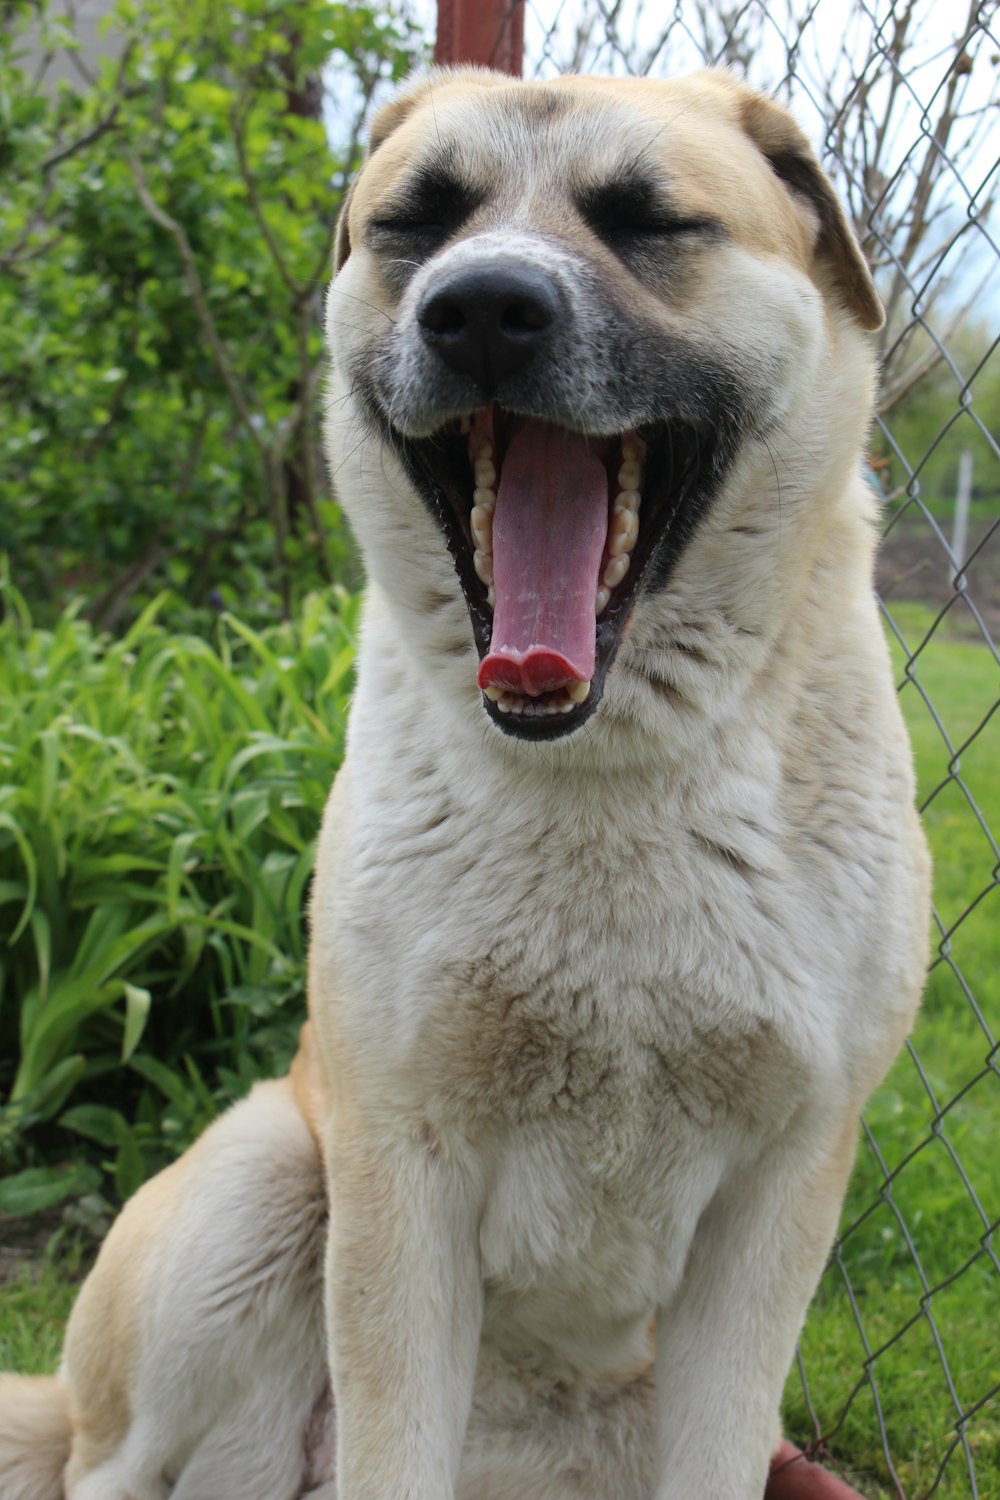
left=0, top=566, right=358, bottom=1207
left=0, top=0, right=423, bottom=632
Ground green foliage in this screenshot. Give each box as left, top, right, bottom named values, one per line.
left=0, top=1235, right=91, bottom=1374
left=876, top=324, right=1000, bottom=525
left=0, top=568, right=358, bottom=1202
left=0, top=0, right=423, bottom=631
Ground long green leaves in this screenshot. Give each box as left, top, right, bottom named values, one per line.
left=0, top=569, right=357, bottom=1203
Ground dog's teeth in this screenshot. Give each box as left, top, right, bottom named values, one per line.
left=486, top=681, right=588, bottom=717
left=473, top=486, right=496, bottom=511
left=609, top=507, right=639, bottom=557
left=621, top=438, right=640, bottom=463
left=595, top=585, right=611, bottom=616
left=475, top=459, right=496, bottom=488
left=474, top=549, right=494, bottom=585
left=618, top=460, right=642, bottom=490
left=603, top=555, right=629, bottom=589
left=487, top=585, right=496, bottom=608
left=471, top=505, right=494, bottom=550
left=476, top=441, right=493, bottom=461
left=617, top=489, right=641, bottom=515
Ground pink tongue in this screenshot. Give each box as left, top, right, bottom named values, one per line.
left=477, top=421, right=608, bottom=697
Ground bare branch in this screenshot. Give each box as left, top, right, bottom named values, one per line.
left=230, top=99, right=302, bottom=301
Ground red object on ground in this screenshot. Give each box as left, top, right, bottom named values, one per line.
left=434, top=0, right=525, bottom=75
left=767, top=1440, right=868, bottom=1498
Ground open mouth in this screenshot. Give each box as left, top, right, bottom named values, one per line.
left=399, top=405, right=715, bottom=739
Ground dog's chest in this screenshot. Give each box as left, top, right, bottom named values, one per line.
left=414, top=943, right=802, bottom=1315
left=414, top=943, right=796, bottom=1133
left=331, top=746, right=815, bottom=1318
left=342, top=767, right=811, bottom=1150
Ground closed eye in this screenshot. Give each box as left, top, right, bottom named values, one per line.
left=578, top=174, right=719, bottom=249
left=368, top=162, right=484, bottom=253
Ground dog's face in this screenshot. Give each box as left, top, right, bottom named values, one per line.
left=326, top=69, right=882, bottom=744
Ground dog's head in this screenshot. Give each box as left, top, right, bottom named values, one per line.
left=325, top=69, right=882, bottom=744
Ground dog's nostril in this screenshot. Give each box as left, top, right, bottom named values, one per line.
left=500, top=297, right=553, bottom=337
left=418, top=295, right=467, bottom=339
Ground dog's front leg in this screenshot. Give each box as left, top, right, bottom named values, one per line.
left=327, top=1120, right=484, bottom=1500
left=653, top=1120, right=856, bottom=1500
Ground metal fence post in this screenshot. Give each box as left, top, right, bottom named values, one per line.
left=434, top=0, right=525, bottom=75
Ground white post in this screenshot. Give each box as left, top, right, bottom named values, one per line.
left=952, top=449, right=973, bottom=590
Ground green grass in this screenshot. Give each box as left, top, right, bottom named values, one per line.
left=0, top=1235, right=91, bottom=1374
left=784, top=600, right=1000, bottom=1499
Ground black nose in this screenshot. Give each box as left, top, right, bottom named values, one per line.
left=417, top=265, right=560, bottom=393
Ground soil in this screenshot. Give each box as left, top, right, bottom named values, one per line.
left=876, top=514, right=1000, bottom=640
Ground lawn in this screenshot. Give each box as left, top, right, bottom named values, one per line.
left=783, top=599, right=1000, bottom=1498
left=2, top=596, right=997, bottom=1499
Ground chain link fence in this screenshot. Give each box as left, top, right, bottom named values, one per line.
left=518, top=3, right=1000, bottom=1495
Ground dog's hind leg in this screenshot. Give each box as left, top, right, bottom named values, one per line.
left=62, top=1074, right=329, bottom=1499
left=168, top=1384, right=320, bottom=1500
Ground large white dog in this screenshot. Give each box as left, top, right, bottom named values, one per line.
left=1, top=68, right=929, bottom=1500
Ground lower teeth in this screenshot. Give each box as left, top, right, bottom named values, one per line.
left=488, top=679, right=592, bottom=717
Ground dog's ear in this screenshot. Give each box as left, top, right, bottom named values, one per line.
left=332, top=75, right=444, bottom=274
left=740, top=93, right=884, bottom=332
left=333, top=179, right=355, bottom=274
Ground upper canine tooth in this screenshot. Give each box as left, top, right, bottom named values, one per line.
left=567, top=679, right=591, bottom=703
left=474, top=549, right=494, bottom=584
left=618, top=460, right=642, bottom=490
left=475, top=459, right=496, bottom=488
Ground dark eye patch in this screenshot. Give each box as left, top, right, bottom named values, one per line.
left=368, top=162, right=484, bottom=257
left=577, top=172, right=719, bottom=255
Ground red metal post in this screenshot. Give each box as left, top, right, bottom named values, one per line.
left=766, top=1441, right=869, bottom=1499
left=434, top=0, right=524, bottom=75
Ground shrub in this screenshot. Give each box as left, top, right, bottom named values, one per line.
left=0, top=0, right=422, bottom=631
left=0, top=567, right=357, bottom=1209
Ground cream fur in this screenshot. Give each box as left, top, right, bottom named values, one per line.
left=0, top=68, right=930, bottom=1500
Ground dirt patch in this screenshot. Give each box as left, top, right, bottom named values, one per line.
left=877, top=515, right=1000, bottom=640
left=0, top=1209, right=102, bottom=1287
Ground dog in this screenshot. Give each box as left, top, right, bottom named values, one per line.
left=0, top=67, right=930, bottom=1500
